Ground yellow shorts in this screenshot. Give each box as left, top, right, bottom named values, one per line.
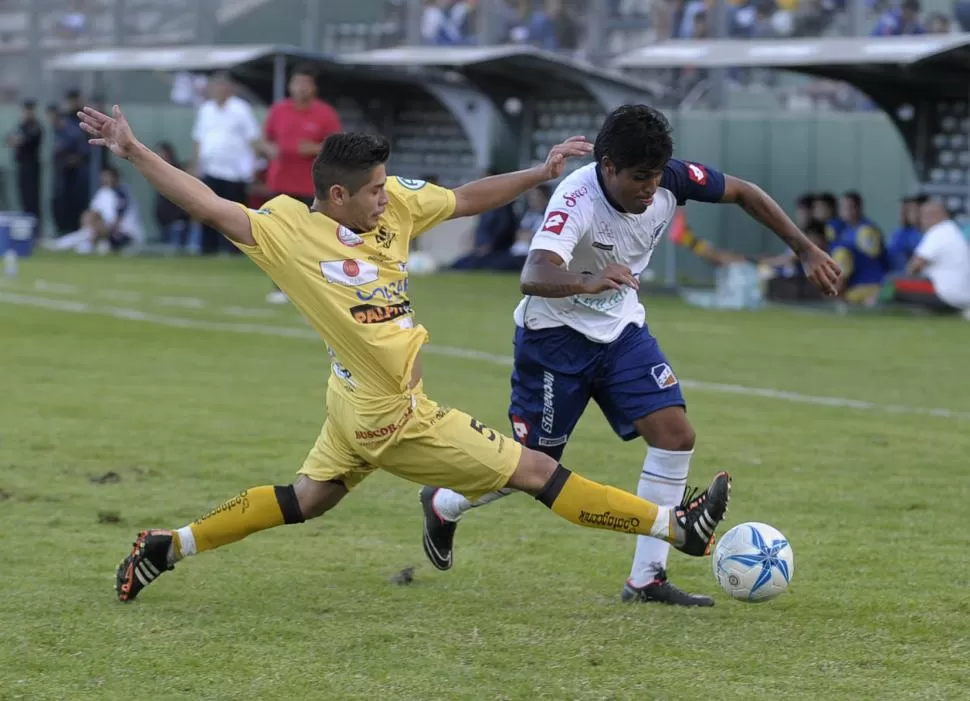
left=298, top=384, right=521, bottom=500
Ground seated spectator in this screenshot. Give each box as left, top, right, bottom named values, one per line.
left=812, top=192, right=844, bottom=244
left=154, top=142, right=191, bottom=251
left=760, top=221, right=831, bottom=302
left=830, top=191, right=889, bottom=305
left=451, top=183, right=550, bottom=271
left=886, top=194, right=926, bottom=273
left=871, top=0, right=924, bottom=35
left=47, top=166, right=143, bottom=254
left=883, top=198, right=970, bottom=313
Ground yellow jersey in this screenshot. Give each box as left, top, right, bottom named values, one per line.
left=234, top=176, right=456, bottom=401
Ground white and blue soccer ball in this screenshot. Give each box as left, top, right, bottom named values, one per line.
left=712, top=522, right=794, bottom=603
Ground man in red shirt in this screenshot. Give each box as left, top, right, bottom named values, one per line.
left=261, top=63, right=342, bottom=303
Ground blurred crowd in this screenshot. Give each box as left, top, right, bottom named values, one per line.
left=674, top=190, right=970, bottom=316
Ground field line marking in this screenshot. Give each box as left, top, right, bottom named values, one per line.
left=2, top=290, right=968, bottom=421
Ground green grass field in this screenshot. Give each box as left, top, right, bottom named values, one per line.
left=1, top=256, right=968, bottom=701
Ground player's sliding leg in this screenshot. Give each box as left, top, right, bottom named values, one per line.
left=621, top=407, right=711, bottom=606
left=115, top=476, right=345, bottom=602
left=506, top=447, right=730, bottom=554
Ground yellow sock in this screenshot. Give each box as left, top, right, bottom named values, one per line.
left=537, top=467, right=673, bottom=541
left=172, top=485, right=304, bottom=558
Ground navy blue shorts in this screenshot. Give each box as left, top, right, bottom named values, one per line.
left=508, top=323, right=685, bottom=460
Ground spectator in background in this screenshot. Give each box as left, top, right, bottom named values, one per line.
left=154, top=142, right=191, bottom=252
left=191, top=72, right=261, bottom=256
left=524, top=0, right=580, bottom=51
left=955, top=0, right=970, bottom=31
left=812, top=192, right=843, bottom=244
left=830, top=191, right=889, bottom=305
left=794, top=192, right=815, bottom=230
left=422, top=0, right=464, bottom=45
left=450, top=167, right=520, bottom=270
left=883, top=198, right=970, bottom=314
left=924, top=11, right=951, bottom=32
left=5, top=98, right=43, bottom=232
left=47, top=103, right=90, bottom=236
left=47, top=165, right=143, bottom=255
left=872, top=0, right=924, bottom=35
left=260, top=63, right=343, bottom=304
left=887, top=194, right=926, bottom=273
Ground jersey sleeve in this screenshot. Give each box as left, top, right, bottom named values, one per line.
left=528, top=200, right=588, bottom=266
left=231, top=196, right=295, bottom=267
left=387, top=176, right=456, bottom=238
left=660, top=159, right=726, bottom=205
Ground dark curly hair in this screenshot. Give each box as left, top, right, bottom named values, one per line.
left=312, top=133, right=391, bottom=199
left=593, top=104, right=674, bottom=173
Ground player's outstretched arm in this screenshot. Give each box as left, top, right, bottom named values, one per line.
left=451, top=137, right=593, bottom=219
left=722, top=175, right=841, bottom=296
left=78, top=105, right=255, bottom=246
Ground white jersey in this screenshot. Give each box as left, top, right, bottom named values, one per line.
left=513, top=160, right=725, bottom=343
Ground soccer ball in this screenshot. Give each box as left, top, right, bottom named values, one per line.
left=407, top=251, right=439, bottom=276
left=712, top=522, right=794, bottom=602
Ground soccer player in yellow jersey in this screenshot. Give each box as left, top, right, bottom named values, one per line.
left=77, top=105, right=731, bottom=602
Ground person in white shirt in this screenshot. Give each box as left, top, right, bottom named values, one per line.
left=888, top=198, right=970, bottom=312
left=420, top=104, right=841, bottom=606
left=46, top=165, right=143, bottom=254
left=192, top=72, right=261, bottom=255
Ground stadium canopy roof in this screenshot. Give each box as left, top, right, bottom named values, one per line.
left=338, top=45, right=663, bottom=105
left=44, top=43, right=432, bottom=103
left=45, top=44, right=337, bottom=74
left=611, top=35, right=970, bottom=99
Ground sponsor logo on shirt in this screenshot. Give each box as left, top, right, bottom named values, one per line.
left=320, top=259, right=380, bottom=286
left=563, top=186, right=589, bottom=208
left=542, top=210, right=570, bottom=235
left=375, top=226, right=397, bottom=249
left=687, top=163, right=708, bottom=186
left=349, top=301, right=412, bottom=324
left=592, top=241, right=614, bottom=251
left=355, top=278, right=408, bottom=302
left=337, top=225, right=365, bottom=247
left=650, top=362, right=679, bottom=389
left=396, top=177, right=427, bottom=191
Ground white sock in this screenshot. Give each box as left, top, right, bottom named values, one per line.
left=628, top=446, right=692, bottom=587
left=432, top=487, right=515, bottom=522
left=170, top=525, right=197, bottom=565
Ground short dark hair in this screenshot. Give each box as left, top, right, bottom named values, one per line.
left=291, top=62, right=318, bottom=80
left=312, top=133, right=390, bottom=199
left=594, top=104, right=673, bottom=173
left=842, top=191, right=863, bottom=209
left=815, top=192, right=837, bottom=211
left=797, top=193, right=815, bottom=209
left=102, top=165, right=120, bottom=179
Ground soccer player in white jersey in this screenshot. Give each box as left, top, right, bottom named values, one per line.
left=421, top=105, right=840, bottom=606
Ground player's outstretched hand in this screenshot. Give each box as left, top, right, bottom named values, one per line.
left=541, top=136, right=594, bottom=180
left=800, top=245, right=842, bottom=297
left=78, top=105, right=139, bottom=159
left=582, top=262, right=640, bottom=294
